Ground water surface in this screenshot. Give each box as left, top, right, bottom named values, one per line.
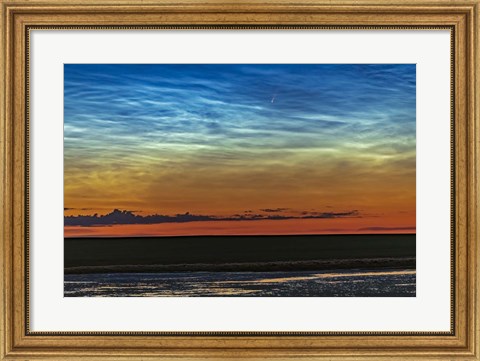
left=64, top=268, right=415, bottom=297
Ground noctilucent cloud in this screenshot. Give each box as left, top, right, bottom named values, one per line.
left=64, top=64, right=416, bottom=237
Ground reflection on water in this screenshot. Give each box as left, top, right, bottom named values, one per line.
left=64, top=269, right=415, bottom=297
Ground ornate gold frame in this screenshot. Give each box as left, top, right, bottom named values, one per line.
left=1, top=0, right=478, bottom=359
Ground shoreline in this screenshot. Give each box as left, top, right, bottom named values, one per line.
left=65, top=256, right=415, bottom=274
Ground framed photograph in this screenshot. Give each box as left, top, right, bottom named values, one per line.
left=1, top=0, right=478, bottom=359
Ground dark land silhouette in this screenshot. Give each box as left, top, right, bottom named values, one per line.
left=64, top=233, right=415, bottom=274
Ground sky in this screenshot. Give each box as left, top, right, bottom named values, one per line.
left=64, top=64, right=416, bottom=237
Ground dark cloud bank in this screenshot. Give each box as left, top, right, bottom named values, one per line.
left=64, top=209, right=360, bottom=227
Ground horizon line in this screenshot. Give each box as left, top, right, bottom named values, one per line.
left=64, top=232, right=416, bottom=239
